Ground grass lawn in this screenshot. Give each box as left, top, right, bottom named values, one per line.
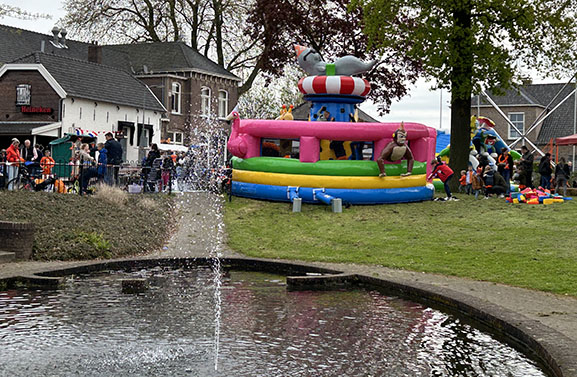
left=0, top=188, right=176, bottom=261
left=224, top=195, right=577, bottom=296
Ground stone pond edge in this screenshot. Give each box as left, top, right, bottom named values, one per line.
left=1, top=256, right=575, bottom=377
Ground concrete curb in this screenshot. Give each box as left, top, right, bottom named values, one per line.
left=1, top=256, right=575, bottom=376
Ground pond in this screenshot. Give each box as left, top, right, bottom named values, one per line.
left=0, top=267, right=547, bottom=376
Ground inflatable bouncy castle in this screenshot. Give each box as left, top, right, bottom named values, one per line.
left=227, top=46, right=437, bottom=205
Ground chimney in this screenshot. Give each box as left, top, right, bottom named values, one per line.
left=521, top=77, right=532, bottom=86
left=51, top=26, right=60, bottom=46
left=40, top=40, right=45, bottom=53
left=88, top=42, right=102, bottom=64
left=60, top=29, right=68, bottom=48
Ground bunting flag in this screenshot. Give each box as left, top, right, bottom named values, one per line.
left=74, top=128, right=123, bottom=137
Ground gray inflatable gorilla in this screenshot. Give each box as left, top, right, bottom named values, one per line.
left=295, top=44, right=377, bottom=76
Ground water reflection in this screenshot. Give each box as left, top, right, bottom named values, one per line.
left=0, top=268, right=546, bottom=377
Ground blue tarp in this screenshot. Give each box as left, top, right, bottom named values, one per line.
left=436, top=130, right=451, bottom=154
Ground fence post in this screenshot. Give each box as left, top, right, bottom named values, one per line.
left=79, top=164, right=83, bottom=196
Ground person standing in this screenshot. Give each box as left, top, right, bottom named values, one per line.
left=6, top=138, right=22, bottom=190
left=40, top=150, right=55, bottom=179
left=538, top=152, right=553, bottom=189
left=520, top=146, right=534, bottom=189
left=78, top=143, right=95, bottom=194
left=555, top=157, right=570, bottom=197
left=104, top=132, right=123, bottom=185
left=96, top=143, right=108, bottom=182
left=497, top=148, right=514, bottom=193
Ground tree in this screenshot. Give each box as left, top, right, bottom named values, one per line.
left=0, top=5, right=50, bottom=20
left=62, top=0, right=421, bottom=108
left=351, top=0, right=577, bottom=184
left=244, top=0, right=422, bottom=107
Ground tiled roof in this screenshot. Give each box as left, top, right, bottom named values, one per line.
left=11, top=52, right=166, bottom=112
left=0, top=24, right=88, bottom=65
left=0, top=24, right=239, bottom=81
left=101, top=42, right=240, bottom=81
left=475, top=83, right=577, bottom=143
left=0, top=122, right=51, bottom=135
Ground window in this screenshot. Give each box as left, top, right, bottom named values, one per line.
left=508, top=113, right=524, bottom=139
left=16, top=84, right=31, bottom=105
left=170, top=82, right=181, bottom=114
left=140, top=128, right=150, bottom=148
left=201, top=87, right=211, bottom=117
left=167, top=131, right=184, bottom=145
left=218, top=90, right=228, bottom=119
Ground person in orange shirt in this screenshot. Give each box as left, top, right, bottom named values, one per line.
left=458, top=170, right=467, bottom=193
left=40, top=150, right=55, bottom=179
left=6, top=138, right=23, bottom=190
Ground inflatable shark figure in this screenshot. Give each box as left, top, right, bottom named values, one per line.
left=294, top=45, right=377, bottom=76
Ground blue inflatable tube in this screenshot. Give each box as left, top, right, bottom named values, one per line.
left=232, top=181, right=434, bottom=205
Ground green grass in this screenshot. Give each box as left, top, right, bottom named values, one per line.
left=0, top=191, right=176, bottom=261
left=224, top=195, right=577, bottom=296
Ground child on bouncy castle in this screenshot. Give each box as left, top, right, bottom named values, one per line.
left=428, top=157, right=458, bottom=201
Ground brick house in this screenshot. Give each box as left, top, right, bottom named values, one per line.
left=0, top=52, right=165, bottom=163
left=97, top=42, right=241, bottom=145
left=0, top=24, right=240, bottom=147
left=472, top=83, right=577, bottom=163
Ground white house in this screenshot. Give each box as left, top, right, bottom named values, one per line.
left=0, top=52, right=166, bottom=163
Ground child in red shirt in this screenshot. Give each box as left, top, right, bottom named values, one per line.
left=428, top=157, right=457, bottom=201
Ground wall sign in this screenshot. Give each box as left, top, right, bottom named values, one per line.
left=21, top=106, right=53, bottom=114
left=16, top=84, right=31, bottom=106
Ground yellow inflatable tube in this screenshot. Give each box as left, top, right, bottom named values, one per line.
left=232, top=169, right=426, bottom=189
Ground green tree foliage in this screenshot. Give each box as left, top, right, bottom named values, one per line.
left=351, top=0, right=577, bottom=180
left=62, top=0, right=421, bottom=107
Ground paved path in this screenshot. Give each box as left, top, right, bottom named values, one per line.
left=2, top=192, right=577, bottom=344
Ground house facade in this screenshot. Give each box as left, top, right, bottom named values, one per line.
left=0, top=24, right=240, bottom=147
left=472, top=83, right=577, bottom=163
left=0, top=53, right=165, bottom=163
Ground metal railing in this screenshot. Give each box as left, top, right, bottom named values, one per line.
left=1, top=159, right=231, bottom=196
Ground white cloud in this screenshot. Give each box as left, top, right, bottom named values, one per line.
left=361, top=78, right=451, bottom=132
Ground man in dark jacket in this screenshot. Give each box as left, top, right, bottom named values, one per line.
left=520, top=146, right=534, bottom=189
left=104, top=132, right=123, bottom=185
left=538, top=152, right=553, bottom=189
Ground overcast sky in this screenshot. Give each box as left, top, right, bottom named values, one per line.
left=2, top=0, right=567, bottom=133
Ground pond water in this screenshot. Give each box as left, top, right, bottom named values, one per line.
left=0, top=267, right=547, bottom=376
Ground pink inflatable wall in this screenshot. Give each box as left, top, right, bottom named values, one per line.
left=228, top=118, right=437, bottom=177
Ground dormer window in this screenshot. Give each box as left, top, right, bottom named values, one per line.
left=201, top=87, right=211, bottom=117
left=16, top=84, right=31, bottom=106
left=218, top=90, right=228, bottom=119
left=170, top=82, right=181, bottom=114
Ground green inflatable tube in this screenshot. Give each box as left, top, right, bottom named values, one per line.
left=231, top=156, right=427, bottom=177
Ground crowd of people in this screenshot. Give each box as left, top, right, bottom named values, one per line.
left=139, top=141, right=230, bottom=193
left=0, top=132, right=124, bottom=194
left=428, top=146, right=574, bottom=201
left=3, top=133, right=574, bottom=200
